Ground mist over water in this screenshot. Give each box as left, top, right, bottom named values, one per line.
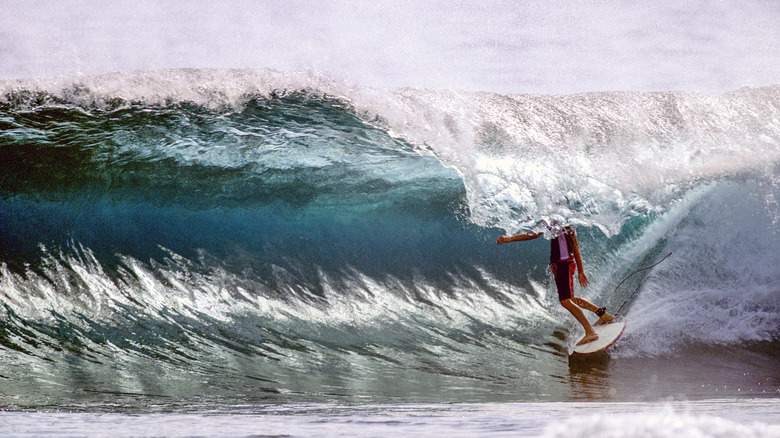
left=2, top=0, right=779, bottom=93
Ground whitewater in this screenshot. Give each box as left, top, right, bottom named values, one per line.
left=1, top=1, right=780, bottom=437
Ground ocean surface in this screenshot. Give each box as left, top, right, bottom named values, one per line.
left=1, top=1, right=780, bottom=437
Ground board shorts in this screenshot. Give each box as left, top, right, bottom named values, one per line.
left=551, top=258, right=576, bottom=301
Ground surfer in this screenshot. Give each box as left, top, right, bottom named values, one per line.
left=497, top=225, right=613, bottom=345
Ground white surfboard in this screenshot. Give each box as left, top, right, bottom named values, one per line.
left=572, top=315, right=626, bottom=355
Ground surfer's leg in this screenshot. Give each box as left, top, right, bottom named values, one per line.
left=572, top=297, right=598, bottom=312
left=560, top=298, right=598, bottom=345
left=572, top=296, right=614, bottom=324
left=554, top=261, right=598, bottom=344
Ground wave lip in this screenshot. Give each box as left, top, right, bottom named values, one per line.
left=0, top=68, right=349, bottom=110
left=355, top=84, right=780, bottom=235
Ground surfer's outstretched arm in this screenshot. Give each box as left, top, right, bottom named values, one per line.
left=497, top=232, right=543, bottom=245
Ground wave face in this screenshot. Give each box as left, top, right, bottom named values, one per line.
left=1, top=70, right=779, bottom=407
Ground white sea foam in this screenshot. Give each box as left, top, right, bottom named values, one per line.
left=618, top=178, right=780, bottom=356
left=1, top=400, right=778, bottom=438
left=349, top=85, right=780, bottom=235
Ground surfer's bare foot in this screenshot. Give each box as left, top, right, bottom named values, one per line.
left=595, top=313, right=614, bottom=325
left=577, top=333, right=599, bottom=345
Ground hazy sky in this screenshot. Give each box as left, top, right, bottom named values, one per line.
left=1, top=0, right=778, bottom=93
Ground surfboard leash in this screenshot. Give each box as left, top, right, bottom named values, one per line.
left=614, top=252, right=672, bottom=315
